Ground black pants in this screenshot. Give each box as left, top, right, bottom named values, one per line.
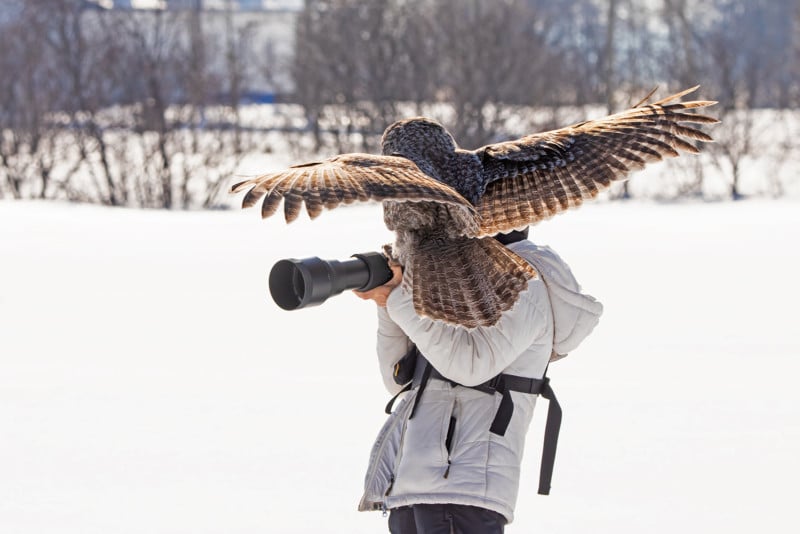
left=388, top=504, right=506, bottom=534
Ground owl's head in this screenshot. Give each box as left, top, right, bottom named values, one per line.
left=381, top=117, right=457, bottom=179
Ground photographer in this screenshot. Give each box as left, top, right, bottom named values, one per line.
left=354, top=230, right=602, bottom=534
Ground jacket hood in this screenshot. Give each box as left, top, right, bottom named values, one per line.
left=509, top=241, right=603, bottom=359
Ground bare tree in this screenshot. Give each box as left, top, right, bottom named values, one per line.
left=35, top=0, right=134, bottom=205
left=792, top=0, right=800, bottom=107
left=699, top=0, right=797, bottom=199
left=291, top=0, right=565, bottom=152
left=428, top=0, right=556, bottom=148
left=662, top=0, right=701, bottom=90
left=0, top=1, right=87, bottom=201
left=0, top=14, right=41, bottom=199
left=603, top=0, right=619, bottom=113
left=292, top=1, right=334, bottom=152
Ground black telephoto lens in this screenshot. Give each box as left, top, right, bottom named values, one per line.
left=268, top=251, right=393, bottom=311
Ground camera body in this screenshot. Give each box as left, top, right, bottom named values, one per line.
left=269, top=251, right=393, bottom=311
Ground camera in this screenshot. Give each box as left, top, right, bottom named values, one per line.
left=268, top=251, right=394, bottom=311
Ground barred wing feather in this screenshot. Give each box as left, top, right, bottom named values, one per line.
left=231, top=153, right=476, bottom=224
left=475, top=87, right=718, bottom=235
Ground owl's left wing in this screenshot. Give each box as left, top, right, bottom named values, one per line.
left=474, top=86, right=718, bottom=235
left=231, top=153, right=475, bottom=223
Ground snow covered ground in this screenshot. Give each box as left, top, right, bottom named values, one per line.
left=1, top=198, right=798, bottom=533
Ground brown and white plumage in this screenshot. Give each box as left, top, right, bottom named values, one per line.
left=474, top=86, right=718, bottom=234
left=234, top=154, right=476, bottom=226
left=232, top=87, right=717, bottom=328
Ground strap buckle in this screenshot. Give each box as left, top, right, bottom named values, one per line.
left=531, top=375, right=549, bottom=394
left=486, top=374, right=502, bottom=390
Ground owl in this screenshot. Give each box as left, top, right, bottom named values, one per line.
left=232, top=86, right=717, bottom=328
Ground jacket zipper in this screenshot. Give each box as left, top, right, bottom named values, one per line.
left=443, top=415, right=456, bottom=479
left=360, top=399, right=409, bottom=514
left=381, top=474, right=395, bottom=516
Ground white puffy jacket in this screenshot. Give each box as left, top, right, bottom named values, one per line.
left=358, top=241, right=603, bottom=523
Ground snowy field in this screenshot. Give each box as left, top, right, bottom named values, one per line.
left=1, top=198, right=799, bottom=533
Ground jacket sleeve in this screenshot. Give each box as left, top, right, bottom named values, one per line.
left=384, top=278, right=549, bottom=386
left=375, top=307, right=414, bottom=394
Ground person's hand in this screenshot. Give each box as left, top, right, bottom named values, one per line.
left=353, top=262, right=403, bottom=307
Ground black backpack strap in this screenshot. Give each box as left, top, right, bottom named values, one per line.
left=536, top=376, right=562, bottom=496
left=384, top=381, right=413, bottom=414
left=408, top=356, right=432, bottom=420
left=485, top=367, right=563, bottom=495
left=455, top=363, right=559, bottom=495
left=489, top=376, right=514, bottom=435
left=383, top=352, right=563, bottom=495
left=384, top=345, right=421, bottom=414
left=486, top=373, right=549, bottom=436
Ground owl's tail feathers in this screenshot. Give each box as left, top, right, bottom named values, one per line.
left=408, top=237, right=537, bottom=329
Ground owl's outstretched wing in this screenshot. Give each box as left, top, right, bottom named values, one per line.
left=475, top=86, right=718, bottom=235
left=231, top=153, right=475, bottom=223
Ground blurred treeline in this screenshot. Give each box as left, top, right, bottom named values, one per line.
left=1, top=0, right=798, bottom=208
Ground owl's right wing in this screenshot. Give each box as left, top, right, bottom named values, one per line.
left=231, top=153, right=476, bottom=223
